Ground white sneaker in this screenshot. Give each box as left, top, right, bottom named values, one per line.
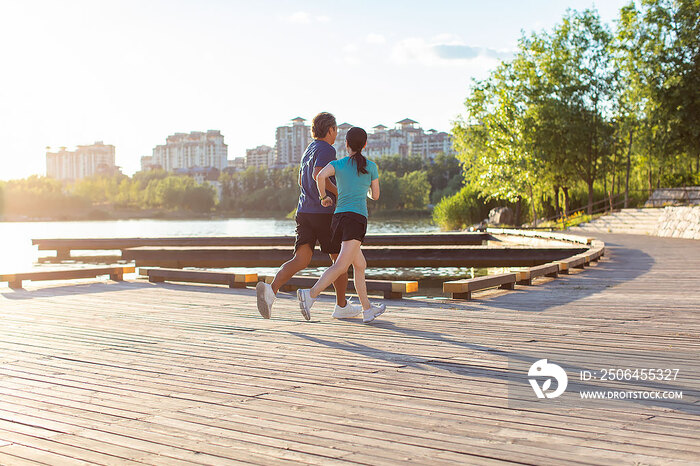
left=362, top=303, right=387, bottom=323
left=256, top=282, right=276, bottom=319
left=297, top=289, right=316, bottom=321
left=332, top=299, right=363, bottom=319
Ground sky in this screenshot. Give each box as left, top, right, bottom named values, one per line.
left=0, top=0, right=630, bottom=180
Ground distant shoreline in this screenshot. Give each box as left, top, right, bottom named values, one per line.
left=0, top=208, right=433, bottom=223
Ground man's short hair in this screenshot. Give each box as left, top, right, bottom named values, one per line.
left=312, top=112, right=337, bottom=139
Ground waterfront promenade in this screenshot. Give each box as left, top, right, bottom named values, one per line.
left=0, top=233, right=698, bottom=464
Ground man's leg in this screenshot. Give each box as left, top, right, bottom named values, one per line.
left=270, top=243, right=313, bottom=294
left=329, top=253, right=348, bottom=308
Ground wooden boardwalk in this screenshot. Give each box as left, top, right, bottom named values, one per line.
left=0, top=234, right=698, bottom=465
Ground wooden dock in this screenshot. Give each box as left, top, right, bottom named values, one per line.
left=0, top=233, right=698, bottom=464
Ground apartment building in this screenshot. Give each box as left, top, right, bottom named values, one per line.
left=151, top=130, right=228, bottom=172
left=245, top=145, right=275, bottom=169
left=46, top=141, right=117, bottom=181
left=275, top=117, right=311, bottom=166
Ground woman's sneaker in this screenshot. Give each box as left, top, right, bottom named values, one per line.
left=297, top=289, right=316, bottom=321
left=256, top=282, right=276, bottom=319
left=362, top=303, right=387, bottom=323
left=332, top=299, right=363, bottom=318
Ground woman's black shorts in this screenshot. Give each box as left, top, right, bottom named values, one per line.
left=330, top=212, right=368, bottom=250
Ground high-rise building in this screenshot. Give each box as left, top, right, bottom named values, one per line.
left=365, top=118, right=455, bottom=159
left=152, top=130, right=227, bottom=172
left=227, top=157, right=246, bottom=172
left=409, top=129, right=455, bottom=159
left=333, top=122, right=353, bottom=157
left=140, top=155, right=162, bottom=171
left=246, top=145, right=275, bottom=168
left=46, top=141, right=118, bottom=181
left=275, top=117, right=311, bottom=166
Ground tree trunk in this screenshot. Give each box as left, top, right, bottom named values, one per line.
left=562, top=187, right=570, bottom=218
left=587, top=179, right=594, bottom=215
left=603, top=165, right=608, bottom=201
left=514, top=197, right=521, bottom=226
left=609, top=154, right=616, bottom=212
left=553, top=184, right=560, bottom=219
left=529, top=185, right=537, bottom=227
left=625, top=128, right=632, bottom=208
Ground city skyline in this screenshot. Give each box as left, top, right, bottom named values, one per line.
left=0, top=0, right=629, bottom=180
left=48, top=116, right=456, bottom=180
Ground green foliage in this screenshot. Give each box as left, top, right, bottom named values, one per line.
left=401, top=171, right=431, bottom=209
left=1, top=175, right=89, bottom=218
left=433, top=186, right=495, bottom=231
left=431, top=174, right=462, bottom=205
left=450, top=1, right=699, bottom=228
left=219, top=166, right=299, bottom=214
left=374, top=171, right=402, bottom=211
left=374, top=152, right=462, bottom=208
left=371, top=169, right=431, bottom=211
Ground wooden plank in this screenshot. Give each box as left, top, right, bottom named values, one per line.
left=556, top=255, right=586, bottom=274
left=486, top=227, right=593, bottom=245
left=125, top=245, right=588, bottom=268
left=0, top=233, right=697, bottom=465
left=443, top=273, right=517, bottom=300
left=0, top=266, right=135, bottom=289
left=261, top=274, right=418, bottom=299
left=517, top=262, right=560, bottom=285
left=140, top=268, right=257, bottom=288
left=32, top=233, right=491, bottom=251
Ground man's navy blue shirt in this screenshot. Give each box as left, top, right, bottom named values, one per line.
left=297, top=140, right=336, bottom=214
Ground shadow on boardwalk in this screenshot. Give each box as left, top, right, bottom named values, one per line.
left=289, top=318, right=698, bottom=415
left=486, top=241, right=655, bottom=312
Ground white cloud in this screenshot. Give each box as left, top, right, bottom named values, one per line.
left=343, top=43, right=358, bottom=53
left=392, top=35, right=511, bottom=67
left=366, top=33, right=386, bottom=44
left=284, top=11, right=330, bottom=24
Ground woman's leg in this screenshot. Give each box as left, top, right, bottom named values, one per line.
left=329, top=253, right=348, bottom=307
left=351, top=249, right=370, bottom=310
left=309, top=240, right=361, bottom=299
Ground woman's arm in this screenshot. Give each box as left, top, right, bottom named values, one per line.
left=313, top=166, right=337, bottom=195
left=368, top=178, right=380, bottom=201
left=316, top=164, right=336, bottom=206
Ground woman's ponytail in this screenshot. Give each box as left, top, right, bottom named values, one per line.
left=351, top=151, right=368, bottom=175
left=346, top=127, right=369, bottom=175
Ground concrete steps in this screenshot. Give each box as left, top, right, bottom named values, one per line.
left=570, top=208, right=663, bottom=235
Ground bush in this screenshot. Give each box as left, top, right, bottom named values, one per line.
left=433, top=186, right=494, bottom=230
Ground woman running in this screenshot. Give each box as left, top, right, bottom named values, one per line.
left=296, top=127, right=386, bottom=323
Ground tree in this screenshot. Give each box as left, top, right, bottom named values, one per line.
left=400, top=171, right=430, bottom=209
left=454, top=60, right=544, bottom=224
left=615, top=0, right=700, bottom=192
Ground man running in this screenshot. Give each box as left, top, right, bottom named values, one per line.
left=256, top=112, right=362, bottom=319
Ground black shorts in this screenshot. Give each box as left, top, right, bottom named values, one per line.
left=330, top=212, right=368, bottom=250
left=294, top=213, right=339, bottom=254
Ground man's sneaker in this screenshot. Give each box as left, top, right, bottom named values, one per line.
left=332, top=299, right=363, bottom=319
left=256, top=282, right=276, bottom=319
left=362, top=303, right=387, bottom=323
left=297, top=289, right=316, bottom=321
